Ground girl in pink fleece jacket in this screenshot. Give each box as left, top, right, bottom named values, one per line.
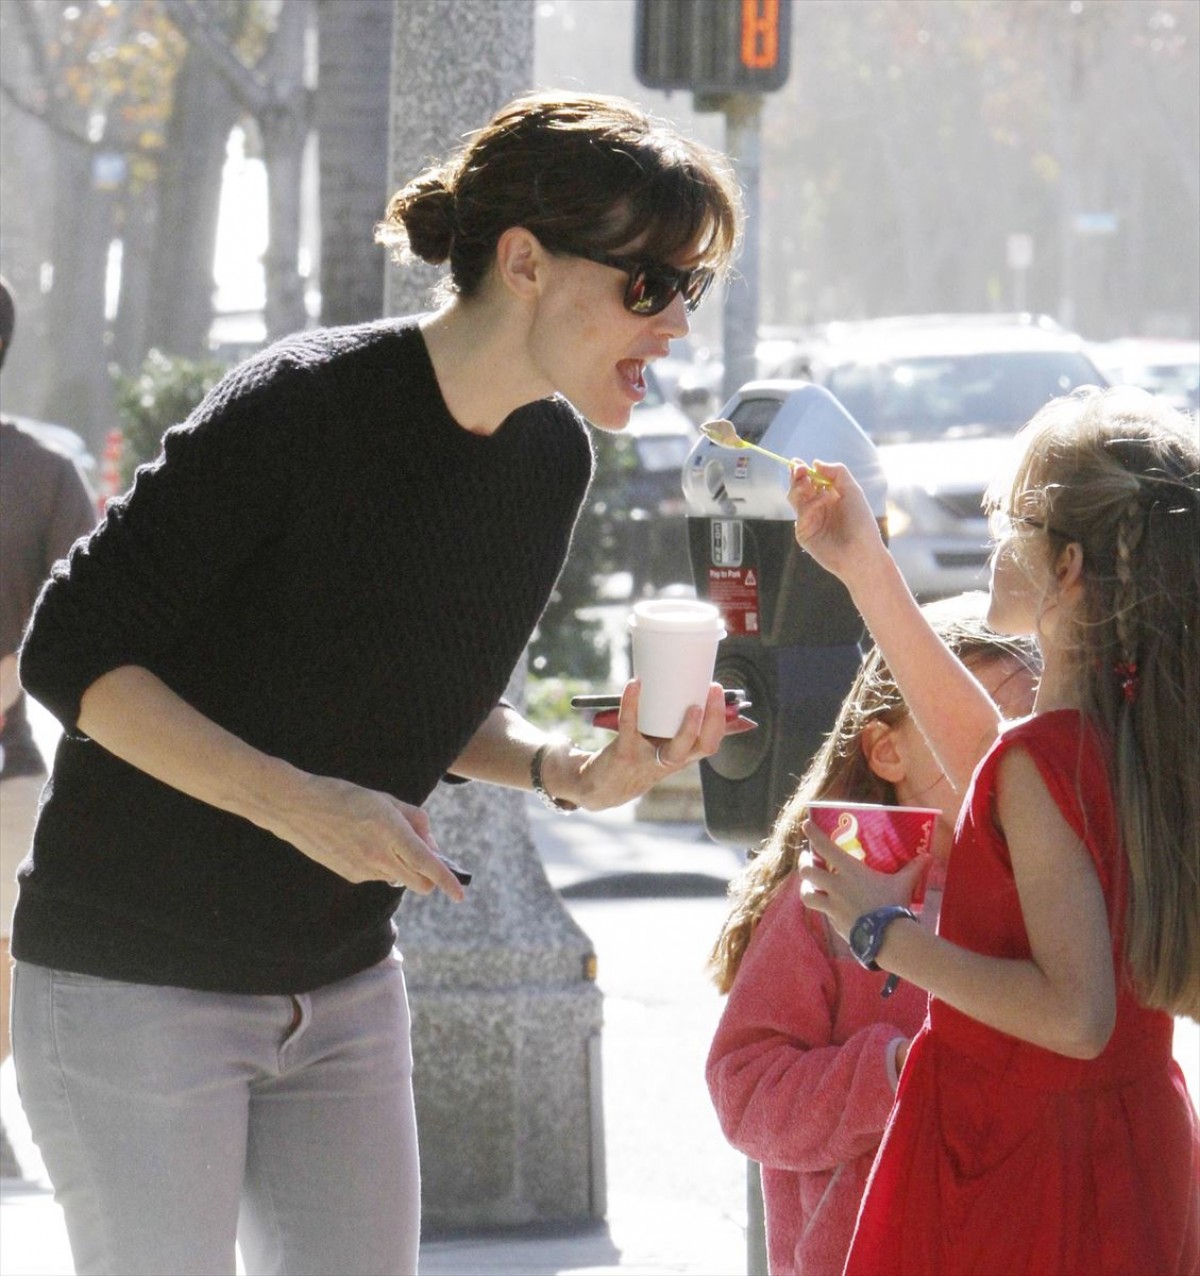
left=705, top=597, right=1037, bottom=1276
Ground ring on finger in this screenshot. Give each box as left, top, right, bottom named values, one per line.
left=654, top=744, right=670, bottom=769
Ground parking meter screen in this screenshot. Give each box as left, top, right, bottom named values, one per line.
left=728, top=398, right=782, bottom=444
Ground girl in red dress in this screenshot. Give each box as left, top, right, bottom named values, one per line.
left=789, top=385, right=1200, bottom=1275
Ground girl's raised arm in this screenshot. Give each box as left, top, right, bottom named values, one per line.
left=789, top=464, right=1001, bottom=793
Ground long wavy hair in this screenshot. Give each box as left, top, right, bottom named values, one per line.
left=987, top=385, right=1200, bottom=1019
left=708, top=597, right=1039, bottom=993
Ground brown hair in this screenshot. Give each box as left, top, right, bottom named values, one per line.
left=987, top=385, right=1200, bottom=1017
left=708, top=596, right=1040, bottom=993
left=376, top=91, right=742, bottom=299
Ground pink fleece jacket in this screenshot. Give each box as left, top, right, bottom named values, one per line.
left=706, top=881, right=929, bottom=1276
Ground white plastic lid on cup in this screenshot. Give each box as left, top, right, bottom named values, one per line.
left=627, top=599, right=726, bottom=737
left=627, top=599, right=726, bottom=634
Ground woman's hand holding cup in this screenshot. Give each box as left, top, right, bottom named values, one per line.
left=575, top=679, right=747, bottom=810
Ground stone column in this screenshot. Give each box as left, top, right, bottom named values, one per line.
left=396, top=751, right=605, bottom=1230
left=384, top=1, right=605, bottom=1230
left=384, top=0, right=533, bottom=320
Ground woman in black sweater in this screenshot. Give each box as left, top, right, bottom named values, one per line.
left=13, top=91, right=743, bottom=1275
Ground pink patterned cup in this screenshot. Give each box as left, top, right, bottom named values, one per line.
left=807, top=801, right=941, bottom=906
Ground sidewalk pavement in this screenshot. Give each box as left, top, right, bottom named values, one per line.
left=0, top=796, right=751, bottom=1276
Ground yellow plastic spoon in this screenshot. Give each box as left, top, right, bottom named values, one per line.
left=700, top=418, right=834, bottom=488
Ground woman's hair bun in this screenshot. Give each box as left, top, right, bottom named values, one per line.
left=376, top=170, right=455, bottom=265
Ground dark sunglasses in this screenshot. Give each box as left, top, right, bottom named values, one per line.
left=539, top=239, right=715, bottom=317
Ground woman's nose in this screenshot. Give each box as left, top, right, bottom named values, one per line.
left=657, top=290, right=690, bottom=339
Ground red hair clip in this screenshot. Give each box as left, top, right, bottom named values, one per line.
left=1114, top=660, right=1139, bottom=703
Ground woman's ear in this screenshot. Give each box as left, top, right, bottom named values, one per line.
left=861, top=719, right=906, bottom=783
left=494, top=226, right=543, bottom=302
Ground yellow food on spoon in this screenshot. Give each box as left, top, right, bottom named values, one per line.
left=700, top=418, right=834, bottom=488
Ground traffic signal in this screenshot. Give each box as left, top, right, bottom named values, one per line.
left=635, top=0, right=792, bottom=96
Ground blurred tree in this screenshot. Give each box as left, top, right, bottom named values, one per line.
left=141, top=6, right=245, bottom=360
left=112, top=347, right=225, bottom=484
left=1029, top=0, right=1200, bottom=336
left=160, top=0, right=313, bottom=341
left=0, top=0, right=186, bottom=450
left=755, top=0, right=1198, bottom=338
left=315, top=0, right=392, bottom=326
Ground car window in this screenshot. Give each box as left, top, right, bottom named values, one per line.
left=1125, top=362, right=1199, bottom=411
left=826, top=351, right=1103, bottom=443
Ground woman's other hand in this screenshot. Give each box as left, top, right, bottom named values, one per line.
left=269, top=773, right=465, bottom=900
left=75, top=666, right=467, bottom=902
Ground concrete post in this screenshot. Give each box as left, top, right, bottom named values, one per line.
left=383, top=0, right=534, bottom=320
left=396, top=748, right=606, bottom=1229
left=384, top=6, right=604, bottom=1231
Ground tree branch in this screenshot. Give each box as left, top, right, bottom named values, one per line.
left=0, top=75, right=91, bottom=150
left=159, top=0, right=272, bottom=115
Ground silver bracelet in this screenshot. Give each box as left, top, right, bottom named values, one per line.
left=530, top=740, right=578, bottom=814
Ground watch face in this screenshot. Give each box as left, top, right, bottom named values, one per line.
left=849, top=906, right=916, bottom=970
left=849, top=914, right=878, bottom=965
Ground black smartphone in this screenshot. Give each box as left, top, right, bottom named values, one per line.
left=440, top=856, right=473, bottom=887
left=570, top=688, right=746, bottom=712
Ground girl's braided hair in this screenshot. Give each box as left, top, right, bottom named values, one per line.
left=989, top=385, right=1200, bottom=1018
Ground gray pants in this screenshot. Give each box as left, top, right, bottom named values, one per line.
left=12, top=953, right=421, bottom=1276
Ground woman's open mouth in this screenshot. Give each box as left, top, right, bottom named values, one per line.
left=617, top=358, right=647, bottom=399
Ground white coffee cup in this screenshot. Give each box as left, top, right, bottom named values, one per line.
left=627, top=599, right=726, bottom=737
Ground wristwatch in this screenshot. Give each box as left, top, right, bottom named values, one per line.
left=848, top=905, right=918, bottom=971
left=530, top=740, right=578, bottom=814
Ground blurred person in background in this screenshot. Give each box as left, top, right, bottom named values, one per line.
left=0, top=274, right=97, bottom=1184
left=10, top=93, right=747, bottom=1275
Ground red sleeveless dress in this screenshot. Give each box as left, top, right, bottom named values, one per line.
left=845, top=711, right=1200, bottom=1275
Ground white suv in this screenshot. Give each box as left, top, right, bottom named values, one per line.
left=762, top=314, right=1107, bottom=598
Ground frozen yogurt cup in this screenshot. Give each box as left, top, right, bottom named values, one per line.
left=807, top=800, right=941, bottom=906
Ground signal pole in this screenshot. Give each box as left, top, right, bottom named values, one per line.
left=719, top=93, right=763, bottom=406
left=634, top=0, right=790, bottom=410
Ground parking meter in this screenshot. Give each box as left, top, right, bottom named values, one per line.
left=682, top=382, right=887, bottom=847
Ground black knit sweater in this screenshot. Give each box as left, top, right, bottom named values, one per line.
left=14, top=319, right=593, bottom=993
